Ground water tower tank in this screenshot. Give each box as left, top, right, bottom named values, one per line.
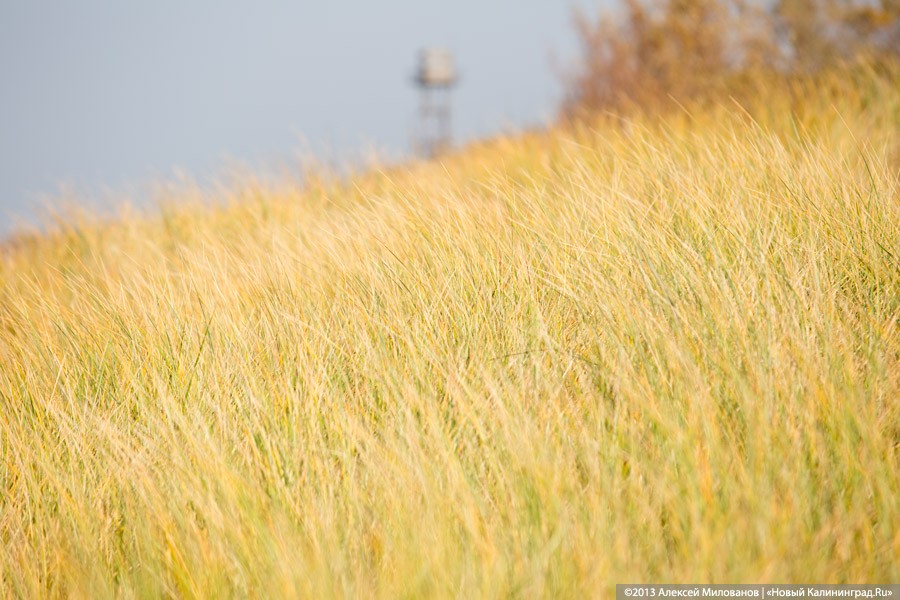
left=416, top=48, right=457, bottom=88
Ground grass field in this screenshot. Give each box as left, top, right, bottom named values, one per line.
left=1, top=63, right=898, bottom=597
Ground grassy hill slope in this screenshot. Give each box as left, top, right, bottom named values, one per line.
left=1, top=64, right=899, bottom=597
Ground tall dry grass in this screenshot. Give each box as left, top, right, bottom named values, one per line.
left=1, top=64, right=899, bottom=597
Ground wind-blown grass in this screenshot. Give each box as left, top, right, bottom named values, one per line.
left=1, top=63, right=898, bottom=597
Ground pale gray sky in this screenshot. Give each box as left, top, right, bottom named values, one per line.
left=0, top=1, right=606, bottom=234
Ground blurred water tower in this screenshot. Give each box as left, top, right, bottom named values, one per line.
left=413, top=48, right=458, bottom=158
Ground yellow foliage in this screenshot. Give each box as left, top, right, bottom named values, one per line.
left=1, top=64, right=899, bottom=597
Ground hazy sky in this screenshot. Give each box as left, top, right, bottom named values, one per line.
left=0, top=1, right=606, bottom=233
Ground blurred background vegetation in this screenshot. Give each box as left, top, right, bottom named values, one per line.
left=562, top=0, right=900, bottom=115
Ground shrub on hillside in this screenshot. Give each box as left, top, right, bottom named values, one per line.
left=562, top=0, right=900, bottom=116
